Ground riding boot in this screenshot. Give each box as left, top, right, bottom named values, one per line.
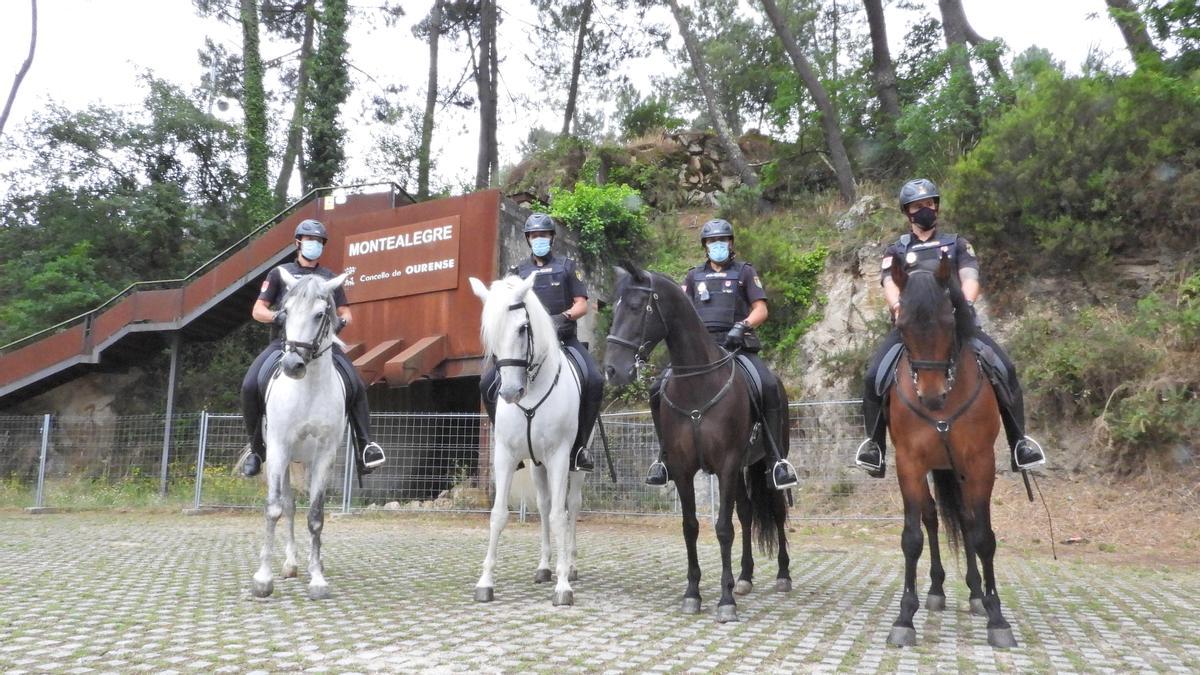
left=760, top=391, right=798, bottom=490
left=338, top=353, right=385, bottom=475
left=644, top=377, right=669, bottom=486
left=568, top=347, right=601, bottom=473
left=998, top=388, right=1045, bottom=470
left=855, top=390, right=887, bottom=478
left=480, top=365, right=499, bottom=424
left=240, top=356, right=269, bottom=477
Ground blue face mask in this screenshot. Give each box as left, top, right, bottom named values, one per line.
left=300, top=240, right=324, bottom=260
left=706, top=241, right=730, bottom=263
left=530, top=237, right=552, bottom=258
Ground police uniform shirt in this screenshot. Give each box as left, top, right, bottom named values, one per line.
left=683, top=259, right=767, bottom=331
left=513, top=254, right=588, bottom=316
left=258, top=261, right=350, bottom=309
left=879, top=228, right=979, bottom=283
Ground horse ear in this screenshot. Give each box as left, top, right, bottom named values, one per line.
left=323, top=272, right=350, bottom=295
left=613, top=265, right=629, bottom=286
left=468, top=276, right=490, bottom=302
left=619, top=260, right=646, bottom=283
left=889, top=255, right=907, bottom=291
left=935, top=251, right=952, bottom=285
left=516, top=271, right=538, bottom=296
left=279, top=267, right=298, bottom=290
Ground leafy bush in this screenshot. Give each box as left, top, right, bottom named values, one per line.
left=546, top=182, right=650, bottom=266
left=948, top=64, right=1200, bottom=271
left=619, top=97, right=684, bottom=139
left=733, top=219, right=828, bottom=355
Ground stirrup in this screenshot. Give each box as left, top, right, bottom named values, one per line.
left=1014, top=436, right=1045, bottom=470
left=361, top=441, right=386, bottom=469
left=645, top=460, right=668, bottom=486
left=854, top=438, right=884, bottom=472
left=771, top=459, right=798, bottom=490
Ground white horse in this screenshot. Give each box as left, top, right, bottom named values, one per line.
left=251, top=269, right=349, bottom=600
left=469, top=274, right=585, bottom=606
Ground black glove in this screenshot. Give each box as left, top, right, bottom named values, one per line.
left=335, top=317, right=348, bottom=334
left=552, top=312, right=574, bottom=340
left=724, top=321, right=748, bottom=349
left=272, top=310, right=287, bottom=327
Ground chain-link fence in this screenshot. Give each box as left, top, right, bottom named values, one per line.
left=0, top=401, right=961, bottom=521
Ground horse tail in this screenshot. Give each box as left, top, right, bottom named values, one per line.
left=931, top=468, right=964, bottom=556
left=746, top=459, right=780, bottom=556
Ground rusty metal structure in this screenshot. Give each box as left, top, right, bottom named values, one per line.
left=0, top=183, right=542, bottom=415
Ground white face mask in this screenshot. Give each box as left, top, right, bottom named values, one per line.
left=530, top=237, right=552, bottom=257
left=300, top=240, right=324, bottom=260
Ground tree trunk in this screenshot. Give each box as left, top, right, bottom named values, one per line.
left=0, top=0, right=36, bottom=140
left=241, top=0, right=273, bottom=226
left=305, top=0, right=351, bottom=190
left=666, top=0, right=758, bottom=189
left=938, top=0, right=1009, bottom=89
left=758, top=0, right=855, bottom=203
left=1105, top=0, right=1162, bottom=68
left=560, top=0, right=593, bottom=138
left=936, top=0, right=981, bottom=139
left=417, top=0, right=442, bottom=199
left=273, top=0, right=316, bottom=208
left=862, top=0, right=900, bottom=124
left=475, top=0, right=498, bottom=189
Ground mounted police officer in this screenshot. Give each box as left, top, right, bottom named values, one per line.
left=644, top=218, right=799, bottom=489
left=854, top=179, right=1045, bottom=477
left=240, top=218, right=386, bottom=478
left=479, top=212, right=602, bottom=472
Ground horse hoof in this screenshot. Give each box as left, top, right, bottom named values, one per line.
left=308, top=584, right=330, bottom=601
left=715, top=605, right=739, bottom=623
left=970, top=598, right=986, bottom=616
left=282, top=566, right=298, bottom=579
left=552, top=590, right=574, bottom=607
left=251, top=578, right=273, bottom=598
left=534, top=569, right=551, bottom=584
left=568, top=569, right=579, bottom=582
left=887, top=626, right=917, bottom=647
left=681, top=597, right=702, bottom=614
left=474, top=587, right=494, bottom=603
left=734, top=579, right=753, bottom=596
left=988, top=627, right=1018, bottom=648
left=925, top=593, right=946, bottom=611
left=774, top=578, right=792, bottom=593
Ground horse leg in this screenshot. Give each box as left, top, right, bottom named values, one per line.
left=566, top=471, right=582, bottom=583
left=888, top=479, right=925, bottom=646
left=531, top=464, right=553, bottom=584
left=547, top=451, right=575, bottom=607
left=252, top=459, right=286, bottom=598
left=306, top=457, right=332, bottom=600
left=281, top=463, right=298, bottom=579
left=772, top=488, right=792, bottom=592
left=734, top=477, right=754, bottom=596
left=922, top=493, right=946, bottom=611
left=714, top=469, right=740, bottom=623
left=675, top=472, right=703, bottom=615
left=475, top=447, right=516, bottom=602
left=971, top=500, right=1017, bottom=647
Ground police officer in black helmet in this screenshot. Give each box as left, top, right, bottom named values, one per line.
left=240, top=218, right=386, bottom=477
left=479, top=212, right=602, bottom=472
left=644, top=218, right=800, bottom=489
left=854, top=179, right=1045, bottom=477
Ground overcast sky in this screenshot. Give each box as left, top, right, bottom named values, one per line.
left=0, top=0, right=1131, bottom=194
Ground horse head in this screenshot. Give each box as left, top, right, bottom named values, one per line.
left=891, top=251, right=960, bottom=411
left=604, top=263, right=669, bottom=386
left=277, top=269, right=348, bottom=379
left=470, top=273, right=556, bottom=404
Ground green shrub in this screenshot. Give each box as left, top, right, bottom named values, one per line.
left=733, top=219, right=828, bottom=355
left=546, top=182, right=650, bottom=267
left=619, top=97, right=684, bottom=139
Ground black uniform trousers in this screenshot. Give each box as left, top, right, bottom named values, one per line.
left=240, top=339, right=372, bottom=458
left=861, top=327, right=1026, bottom=449
left=479, top=335, right=604, bottom=458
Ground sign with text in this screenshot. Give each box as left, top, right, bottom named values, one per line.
left=342, top=216, right=461, bottom=303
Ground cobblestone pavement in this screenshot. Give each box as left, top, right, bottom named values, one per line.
left=1, top=511, right=1197, bottom=674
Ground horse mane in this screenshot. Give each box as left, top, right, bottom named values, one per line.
left=479, top=274, right=558, bottom=361
left=903, top=269, right=978, bottom=344
left=284, top=274, right=337, bottom=321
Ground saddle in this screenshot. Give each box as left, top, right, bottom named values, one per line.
left=257, top=347, right=353, bottom=405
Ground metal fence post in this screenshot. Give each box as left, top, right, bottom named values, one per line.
left=193, top=411, right=209, bottom=511
left=341, top=424, right=354, bottom=514
left=709, top=474, right=718, bottom=527
left=34, top=414, right=50, bottom=509
left=519, top=495, right=527, bottom=524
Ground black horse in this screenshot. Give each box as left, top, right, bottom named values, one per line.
left=604, top=265, right=791, bottom=622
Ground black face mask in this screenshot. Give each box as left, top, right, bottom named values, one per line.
left=909, top=206, right=937, bottom=230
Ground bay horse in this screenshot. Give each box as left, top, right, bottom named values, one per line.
left=251, top=269, right=349, bottom=600
left=885, top=251, right=1017, bottom=647
left=604, top=265, right=790, bottom=623
left=469, top=274, right=585, bottom=607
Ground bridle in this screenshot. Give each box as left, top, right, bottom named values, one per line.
left=281, top=305, right=335, bottom=364
left=495, top=301, right=547, bottom=384
left=900, top=270, right=959, bottom=393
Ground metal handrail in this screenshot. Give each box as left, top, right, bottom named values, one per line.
left=0, top=182, right=412, bottom=355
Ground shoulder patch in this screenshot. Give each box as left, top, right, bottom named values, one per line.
left=575, top=268, right=583, bottom=281
left=260, top=279, right=270, bottom=292
left=966, top=243, right=976, bottom=258
left=753, top=276, right=763, bottom=288
left=881, top=256, right=893, bottom=270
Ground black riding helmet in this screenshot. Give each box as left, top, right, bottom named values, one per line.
left=523, top=213, right=556, bottom=235
left=898, top=179, right=940, bottom=213
left=295, top=218, right=329, bottom=241
left=699, top=218, right=734, bottom=244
